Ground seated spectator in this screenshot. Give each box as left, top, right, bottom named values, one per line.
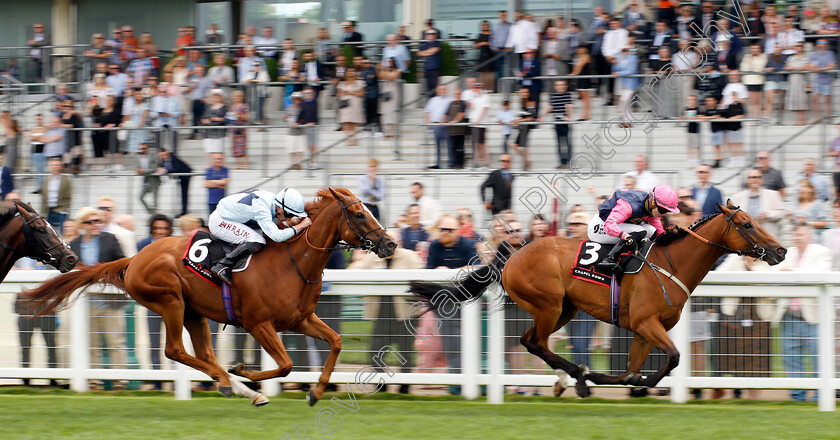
left=796, top=158, right=830, bottom=202
left=297, top=88, right=320, bottom=170
left=177, top=214, right=202, bottom=238
left=788, top=179, right=829, bottom=234
left=401, top=204, right=428, bottom=252
left=731, top=170, right=785, bottom=239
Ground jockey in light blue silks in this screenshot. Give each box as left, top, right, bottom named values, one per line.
left=588, top=184, right=680, bottom=269
left=209, top=188, right=311, bottom=285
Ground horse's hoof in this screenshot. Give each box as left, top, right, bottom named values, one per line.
left=218, top=386, right=233, bottom=397
left=553, top=380, right=566, bottom=397
left=228, top=363, right=245, bottom=375
left=306, top=389, right=319, bottom=407
left=575, top=379, right=591, bottom=398
left=252, top=393, right=270, bottom=406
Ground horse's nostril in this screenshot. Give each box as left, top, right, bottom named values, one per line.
left=777, top=247, right=786, bottom=255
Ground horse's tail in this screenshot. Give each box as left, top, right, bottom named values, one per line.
left=23, top=258, right=132, bottom=316
left=408, top=244, right=513, bottom=312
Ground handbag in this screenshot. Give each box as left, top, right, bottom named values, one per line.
left=339, top=99, right=350, bottom=109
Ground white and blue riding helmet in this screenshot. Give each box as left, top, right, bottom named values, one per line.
left=274, top=188, right=308, bottom=218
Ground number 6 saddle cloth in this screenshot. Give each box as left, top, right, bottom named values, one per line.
left=570, top=240, right=654, bottom=286
left=182, top=231, right=254, bottom=288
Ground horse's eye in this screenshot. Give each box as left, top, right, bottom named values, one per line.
left=743, top=223, right=752, bottom=230
left=355, top=212, right=365, bottom=220
left=39, top=228, right=46, bottom=233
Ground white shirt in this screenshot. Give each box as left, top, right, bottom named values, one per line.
left=424, top=96, right=453, bottom=123
left=778, top=29, right=804, bottom=55
left=601, top=28, right=629, bottom=58
left=505, top=19, right=540, bottom=53
left=254, top=36, right=278, bottom=58
left=281, top=50, right=296, bottom=72
left=461, top=89, right=477, bottom=119
left=417, top=195, right=441, bottom=227
left=620, top=170, right=659, bottom=192
left=104, top=223, right=138, bottom=257
left=47, top=175, right=61, bottom=208
left=207, top=65, right=234, bottom=85
left=720, top=82, right=749, bottom=107
left=469, top=92, right=490, bottom=125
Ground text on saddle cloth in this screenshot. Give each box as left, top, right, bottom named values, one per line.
left=182, top=230, right=254, bottom=288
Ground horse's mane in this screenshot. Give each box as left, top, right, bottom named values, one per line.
left=304, top=188, right=355, bottom=219
left=653, top=213, right=721, bottom=246
left=0, top=201, right=22, bottom=229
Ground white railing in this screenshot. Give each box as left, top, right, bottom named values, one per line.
left=0, top=270, right=837, bottom=411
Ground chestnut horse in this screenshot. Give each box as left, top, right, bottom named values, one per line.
left=25, top=188, right=396, bottom=406
left=410, top=201, right=786, bottom=397
left=0, top=201, right=77, bottom=276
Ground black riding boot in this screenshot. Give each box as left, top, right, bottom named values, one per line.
left=597, top=241, right=625, bottom=270
left=211, top=242, right=263, bottom=285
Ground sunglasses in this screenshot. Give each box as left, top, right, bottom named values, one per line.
left=439, top=228, right=456, bottom=233
left=747, top=176, right=762, bottom=179
left=98, top=206, right=112, bottom=211
left=500, top=159, right=511, bottom=163
left=82, top=219, right=102, bottom=225
left=507, top=229, right=522, bottom=233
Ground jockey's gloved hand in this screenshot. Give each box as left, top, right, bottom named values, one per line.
left=623, top=232, right=646, bottom=253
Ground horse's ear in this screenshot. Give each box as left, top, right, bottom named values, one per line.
left=725, top=198, right=737, bottom=209
left=716, top=202, right=730, bottom=215
left=328, top=187, right=346, bottom=202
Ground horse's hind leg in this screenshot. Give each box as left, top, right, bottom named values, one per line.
left=181, top=312, right=267, bottom=405
left=521, top=304, right=591, bottom=397
left=290, top=313, right=341, bottom=407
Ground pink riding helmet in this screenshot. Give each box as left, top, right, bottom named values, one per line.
left=650, top=184, right=680, bottom=213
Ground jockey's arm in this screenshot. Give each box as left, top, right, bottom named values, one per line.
left=603, top=199, right=633, bottom=240
left=647, top=215, right=666, bottom=236
left=255, top=209, right=297, bottom=243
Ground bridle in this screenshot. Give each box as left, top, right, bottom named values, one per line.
left=683, top=208, right=768, bottom=261
left=287, top=197, right=386, bottom=284
left=0, top=211, right=71, bottom=267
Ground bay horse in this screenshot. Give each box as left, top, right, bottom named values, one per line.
left=25, top=188, right=396, bottom=406
left=410, top=201, right=786, bottom=397
left=0, top=201, right=77, bottom=276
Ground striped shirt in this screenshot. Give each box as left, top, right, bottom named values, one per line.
left=549, top=92, right=572, bottom=117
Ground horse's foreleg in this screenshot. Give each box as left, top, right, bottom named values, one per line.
left=585, top=333, right=653, bottom=386
left=631, top=318, right=679, bottom=388
left=290, top=313, right=341, bottom=407
left=229, top=321, right=294, bottom=381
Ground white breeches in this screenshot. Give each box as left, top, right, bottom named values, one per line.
left=587, top=215, right=656, bottom=244
left=209, top=211, right=266, bottom=245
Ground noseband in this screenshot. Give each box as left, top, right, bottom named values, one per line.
left=683, top=208, right=768, bottom=261
left=0, top=213, right=71, bottom=267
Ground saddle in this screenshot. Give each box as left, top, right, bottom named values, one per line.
left=570, top=239, right=654, bottom=287
left=182, top=231, right=253, bottom=288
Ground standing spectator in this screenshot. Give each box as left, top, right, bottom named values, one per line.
left=255, top=27, right=279, bottom=60
left=481, top=154, right=515, bottom=215
left=1, top=116, right=20, bottom=173
left=237, top=47, right=268, bottom=124
left=785, top=43, right=810, bottom=126
left=490, top=10, right=512, bottom=87
left=421, top=18, right=445, bottom=40
left=778, top=17, right=805, bottom=57
left=612, top=46, right=639, bottom=118
left=424, top=84, right=452, bottom=169
left=401, top=204, right=429, bottom=251
left=740, top=44, right=767, bottom=120
left=648, top=20, right=672, bottom=62
left=315, top=27, right=335, bottom=63
left=122, top=88, right=150, bottom=156
left=337, top=67, right=365, bottom=146
left=156, top=148, right=192, bottom=217
left=730, top=170, right=785, bottom=239
left=174, top=27, right=195, bottom=57
left=702, top=96, right=725, bottom=169
left=361, top=58, right=382, bottom=136
left=126, top=48, right=154, bottom=89
left=755, top=151, right=787, bottom=197
left=88, top=73, right=116, bottom=110
left=0, top=154, right=13, bottom=200
left=510, top=87, right=536, bottom=171
left=568, top=45, right=593, bottom=120
left=541, top=27, right=566, bottom=79
left=105, top=29, right=124, bottom=67
left=84, top=34, right=112, bottom=81
left=15, top=284, right=59, bottom=387
left=427, top=213, right=477, bottom=394
left=494, top=100, right=514, bottom=153
left=518, top=49, right=543, bottom=112
left=59, top=100, right=84, bottom=173
left=42, top=115, right=66, bottom=163
left=150, top=85, right=180, bottom=153
left=797, top=159, right=830, bottom=202
left=97, top=196, right=138, bottom=257
left=105, top=64, right=129, bottom=98
left=418, top=30, right=442, bottom=97
left=28, top=113, right=47, bottom=192
left=723, top=91, right=745, bottom=168
left=358, top=158, right=385, bottom=221
left=621, top=155, right=658, bottom=192
left=505, top=11, right=540, bottom=64
left=135, top=143, right=160, bottom=213
left=648, top=47, right=677, bottom=119
left=409, top=182, right=441, bottom=227
left=341, top=21, right=364, bottom=56
left=69, top=207, right=125, bottom=390
left=691, top=164, right=724, bottom=218
left=602, top=17, right=630, bottom=105
left=120, top=26, right=139, bottom=62
left=540, top=80, right=573, bottom=169
left=228, top=90, right=249, bottom=169
left=285, top=92, right=305, bottom=168
left=187, top=65, right=214, bottom=140
left=205, top=24, right=223, bottom=46
left=810, top=39, right=837, bottom=122
left=681, top=95, right=701, bottom=167
left=298, top=88, right=320, bottom=170
left=445, top=89, right=468, bottom=169
left=207, top=53, right=234, bottom=87
left=468, top=81, right=491, bottom=168
left=280, top=58, right=302, bottom=108
left=588, top=7, right=610, bottom=100
left=474, top=22, right=495, bottom=92
left=201, top=89, right=227, bottom=155
left=204, top=153, right=228, bottom=214
left=378, top=58, right=401, bottom=139
left=27, top=23, right=51, bottom=81
left=38, top=158, right=71, bottom=229
left=382, top=34, right=411, bottom=74
left=138, top=33, right=159, bottom=70
left=302, top=51, right=325, bottom=99
left=137, top=213, right=173, bottom=389
left=774, top=224, right=831, bottom=402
